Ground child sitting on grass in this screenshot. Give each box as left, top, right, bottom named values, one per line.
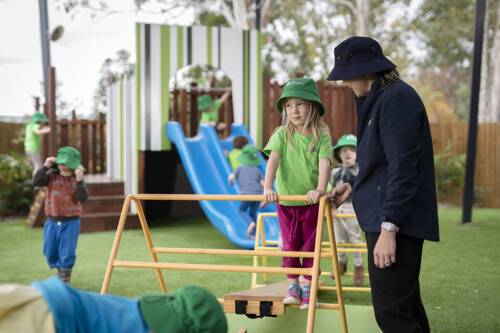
left=0, top=277, right=227, bottom=333
left=32, top=147, right=88, bottom=283
left=229, top=144, right=264, bottom=238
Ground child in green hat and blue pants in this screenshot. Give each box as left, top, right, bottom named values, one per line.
left=0, top=277, right=227, bottom=333
left=32, top=147, right=88, bottom=283
left=228, top=144, right=264, bottom=237
left=263, top=77, right=332, bottom=309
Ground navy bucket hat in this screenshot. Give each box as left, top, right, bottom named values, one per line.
left=327, top=36, right=396, bottom=81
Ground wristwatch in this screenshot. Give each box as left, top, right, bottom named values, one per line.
left=381, top=222, right=399, bottom=232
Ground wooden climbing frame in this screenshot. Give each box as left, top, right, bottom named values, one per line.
left=100, top=194, right=348, bottom=333
left=251, top=212, right=371, bottom=294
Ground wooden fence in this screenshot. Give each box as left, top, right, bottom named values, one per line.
left=430, top=122, right=500, bottom=207
left=263, top=79, right=356, bottom=144
left=41, top=111, right=107, bottom=174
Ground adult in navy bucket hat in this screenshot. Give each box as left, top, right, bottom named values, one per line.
left=327, top=36, right=439, bottom=333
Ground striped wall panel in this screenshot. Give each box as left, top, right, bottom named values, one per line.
left=132, top=23, right=264, bottom=151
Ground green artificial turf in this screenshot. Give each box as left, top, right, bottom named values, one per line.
left=1, top=207, right=499, bottom=332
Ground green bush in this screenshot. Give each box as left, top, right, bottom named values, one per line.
left=434, top=145, right=465, bottom=202
left=0, top=153, right=34, bottom=216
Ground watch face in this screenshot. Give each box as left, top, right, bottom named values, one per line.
left=382, top=222, right=397, bottom=231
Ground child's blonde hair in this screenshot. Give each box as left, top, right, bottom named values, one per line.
left=279, top=99, right=330, bottom=151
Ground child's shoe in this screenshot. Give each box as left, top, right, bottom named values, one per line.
left=353, top=265, right=364, bottom=287
left=329, top=261, right=347, bottom=279
left=283, top=283, right=301, bottom=304
left=300, top=285, right=318, bottom=310
left=57, top=268, right=72, bottom=283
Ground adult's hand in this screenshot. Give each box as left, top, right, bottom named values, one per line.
left=326, top=183, right=352, bottom=208
left=373, top=230, right=396, bottom=268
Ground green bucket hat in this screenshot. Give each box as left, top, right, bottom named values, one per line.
left=198, top=94, right=214, bottom=111
left=55, top=146, right=81, bottom=170
left=237, top=144, right=261, bottom=167
left=140, top=285, right=228, bottom=333
left=332, top=134, right=357, bottom=163
left=31, top=112, right=49, bottom=124
left=276, top=77, right=325, bottom=116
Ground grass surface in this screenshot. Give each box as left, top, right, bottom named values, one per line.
left=1, top=207, right=499, bottom=332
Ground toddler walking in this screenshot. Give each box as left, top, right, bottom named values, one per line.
left=263, top=78, right=331, bottom=309
left=331, top=134, right=364, bottom=286
left=32, top=147, right=88, bottom=283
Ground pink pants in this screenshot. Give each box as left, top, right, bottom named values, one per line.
left=277, top=203, right=319, bottom=280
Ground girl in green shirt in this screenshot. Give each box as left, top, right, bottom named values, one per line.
left=263, top=77, right=332, bottom=310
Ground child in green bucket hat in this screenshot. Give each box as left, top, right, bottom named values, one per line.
left=32, top=146, right=88, bottom=283
left=228, top=144, right=265, bottom=238
left=263, top=77, right=332, bottom=309
left=0, top=277, right=227, bottom=333
left=24, top=112, right=51, bottom=176
left=330, top=134, right=364, bottom=286
left=198, top=87, right=232, bottom=131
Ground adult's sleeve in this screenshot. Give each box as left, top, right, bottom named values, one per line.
left=379, top=92, right=422, bottom=225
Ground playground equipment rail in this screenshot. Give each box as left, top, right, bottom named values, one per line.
left=101, top=194, right=348, bottom=333
left=251, top=212, right=371, bottom=293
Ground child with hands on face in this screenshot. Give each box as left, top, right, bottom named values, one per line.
left=263, top=78, right=331, bottom=309
left=32, top=147, right=88, bottom=283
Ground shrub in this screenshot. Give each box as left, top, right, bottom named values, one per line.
left=434, top=144, right=465, bottom=203
left=0, top=153, right=34, bottom=216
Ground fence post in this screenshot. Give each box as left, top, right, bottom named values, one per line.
left=100, top=112, right=106, bottom=173
left=190, top=82, right=198, bottom=137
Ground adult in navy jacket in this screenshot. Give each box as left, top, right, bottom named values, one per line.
left=327, top=36, right=439, bottom=333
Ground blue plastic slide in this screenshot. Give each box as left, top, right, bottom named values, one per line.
left=166, top=121, right=279, bottom=249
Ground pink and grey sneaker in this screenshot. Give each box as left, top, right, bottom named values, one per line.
left=283, top=283, right=301, bottom=304
left=300, top=285, right=318, bottom=309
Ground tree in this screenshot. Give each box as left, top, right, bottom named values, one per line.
left=412, top=0, right=500, bottom=122
left=92, top=49, right=134, bottom=115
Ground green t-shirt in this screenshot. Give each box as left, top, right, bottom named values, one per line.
left=263, top=127, right=332, bottom=206
left=24, top=123, right=41, bottom=153
left=228, top=148, right=243, bottom=170
left=200, top=99, right=222, bottom=124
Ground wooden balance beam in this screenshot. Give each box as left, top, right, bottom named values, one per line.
left=224, top=281, right=289, bottom=317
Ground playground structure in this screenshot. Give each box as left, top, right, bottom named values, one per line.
left=250, top=212, right=370, bottom=294
left=101, top=194, right=359, bottom=333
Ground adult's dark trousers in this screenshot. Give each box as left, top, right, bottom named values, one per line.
left=365, top=232, right=430, bottom=333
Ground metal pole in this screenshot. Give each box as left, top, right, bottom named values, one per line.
left=462, top=0, right=486, bottom=223
left=255, top=0, right=261, bottom=30
left=38, top=0, right=51, bottom=103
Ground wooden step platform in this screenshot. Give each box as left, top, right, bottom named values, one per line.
left=224, top=281, right=289, bottom=317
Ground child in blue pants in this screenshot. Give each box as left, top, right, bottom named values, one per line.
left=229, top=144, right=264, bottom=237
left=33, top=147, right=88, bottom=283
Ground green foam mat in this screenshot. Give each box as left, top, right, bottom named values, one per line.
left=227, top=305, right=379, bottom=332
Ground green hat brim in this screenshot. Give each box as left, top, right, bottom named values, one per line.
left=56, top=147, right=81, bottom=170
left=276, top=90, right=325, bottom=116
left=332, top=143, right=356, bottom=163
left=31, top=113, right=49, bottom=124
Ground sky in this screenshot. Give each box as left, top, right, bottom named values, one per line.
left=0, top=0, right=193, bottom=119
